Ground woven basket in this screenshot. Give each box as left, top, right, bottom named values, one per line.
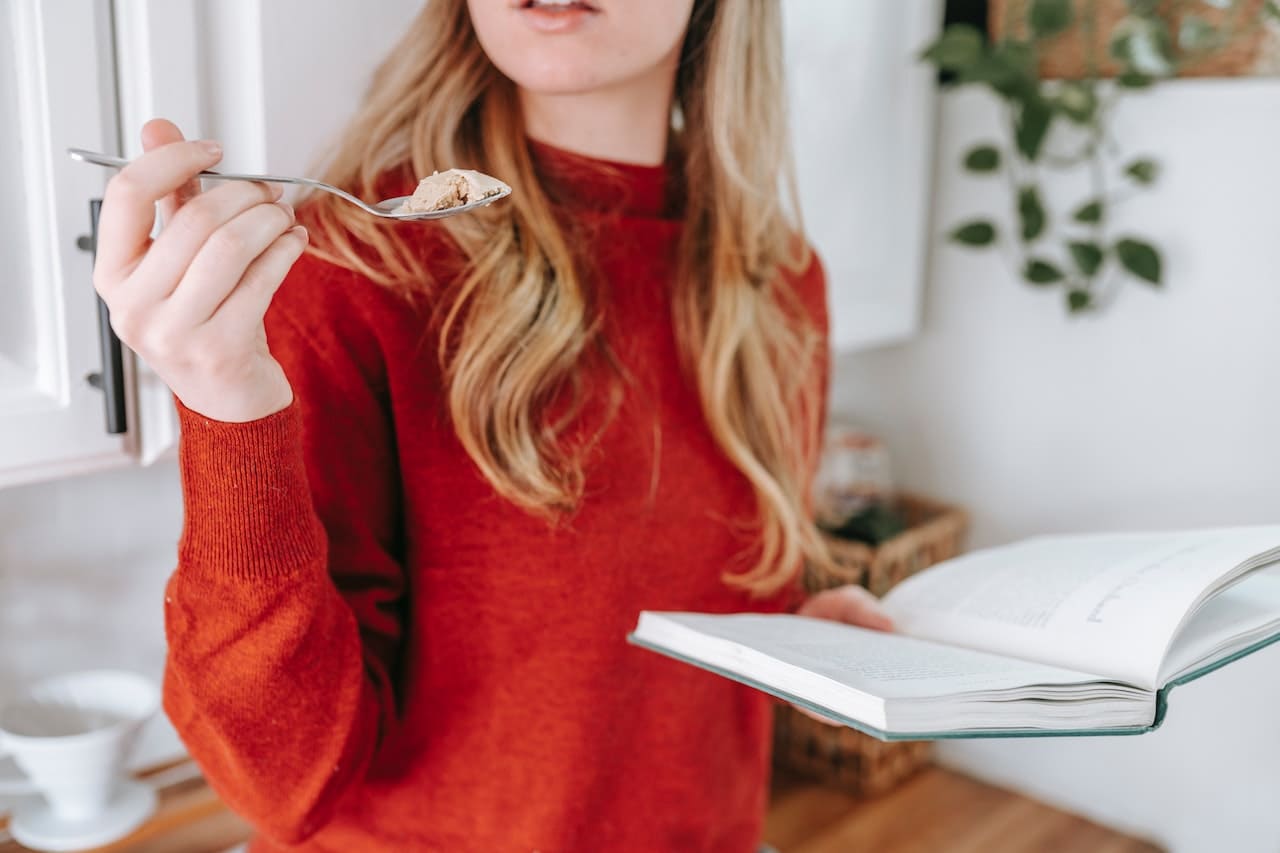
left=773, top=494, right=968, bottom=797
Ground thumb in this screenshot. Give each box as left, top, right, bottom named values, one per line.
left=142, top=118, right=203, bottom=222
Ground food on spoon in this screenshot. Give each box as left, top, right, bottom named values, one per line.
left=396, top=169, right=510, bottom=213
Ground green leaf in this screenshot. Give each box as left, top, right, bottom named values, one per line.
left=1024, top=258, right=1065, bottom=284
left=1015, top=96, right=1055, bottom=161
left=1018, top=186, right=1048, bottom=241
left=1110, top=28, right=1134, bottom=64
left=921, top=25, right=985, bottom=71
left=1073, top=199, right=1105, bottom=224
left=950, top=221, right=998, bottom=246
left=1267, top=1, right=1280, bottom=23
left=1067, top=289, right=1093, bottom=312
left=1178, top=15, right=1218, bottom=52
left=964, top=145, right=1002, bottom=172
left=1069, top=241, right=1105, bottom=276
left=959, top=42, right=1037, bottom=99
left=1116, top=238, right=1163, bottom=284
left=1055, top=81, right=1098, bottom=124
left=1125, top=158, right=1160, bottom=184
left=1117, top=70, right=1155, bottom=88
left=1029, top=0, right=1075, bottom=38
left=1112, top=19, right=1176, bottom=77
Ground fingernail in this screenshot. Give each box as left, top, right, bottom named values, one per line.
left=277, top=201, right=294, bottom=217
left=200, top=140, right=222, bottom=158
left=291, top=225, right=309, bottom=240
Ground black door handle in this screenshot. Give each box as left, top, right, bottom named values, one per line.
left=85, top=198, right=127, bottom=435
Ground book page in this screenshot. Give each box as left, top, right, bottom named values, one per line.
left=881, top=527, right=1280, bottom=688
left=638, top=613, right=1109, bottom=701
left=1158, top=565, right=1280, bottom=683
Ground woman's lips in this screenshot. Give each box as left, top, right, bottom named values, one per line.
left=516, top=0, right=601, bottom=34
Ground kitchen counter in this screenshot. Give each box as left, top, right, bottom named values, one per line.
left=1, top=761, right=1163, bottom=852
left=0, top=760, right=250, bottom=853
left=765, top=765, right=1164, bottom=852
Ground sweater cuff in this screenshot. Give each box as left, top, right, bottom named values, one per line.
left=175, top=398, right=325, bottom=581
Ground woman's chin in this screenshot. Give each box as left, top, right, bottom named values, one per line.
left=501, top=61, right=612, bottom=96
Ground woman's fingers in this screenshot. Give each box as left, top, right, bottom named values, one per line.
left=92, top=121, right=298, bottom=424
left=141, top=119, right=202, bottom=225
left=132, top=180, right=283, bottom=303
left=163, top=200, right=297, bottom=326
left=798, top=586, right=894, bottom=632
left=95, top=138, right=224, bottom=284
left=832, top=586, right=894, bottom=630
left=207, top=226, right=309, bottom=332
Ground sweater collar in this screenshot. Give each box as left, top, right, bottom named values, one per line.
left=527, top=137, right=677, bottom=221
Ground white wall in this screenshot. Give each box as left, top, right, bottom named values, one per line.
left=833, top=82, right=1280, bottom=853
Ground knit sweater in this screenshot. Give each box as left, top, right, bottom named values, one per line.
left=163, top=141, right=829, bottom=852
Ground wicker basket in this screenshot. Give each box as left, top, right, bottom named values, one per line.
left=773, top=494, right=968, bottom=797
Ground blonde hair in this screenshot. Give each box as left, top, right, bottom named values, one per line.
left=305, top=0, right=831, bottom=596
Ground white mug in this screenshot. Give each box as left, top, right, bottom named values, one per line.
left=0, top=670, right=158, bottom=822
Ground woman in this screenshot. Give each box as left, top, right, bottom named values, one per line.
left=94, top=0, right=892, bottom=849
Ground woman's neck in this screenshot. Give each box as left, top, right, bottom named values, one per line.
left=518, top=60, right=677, bottom=167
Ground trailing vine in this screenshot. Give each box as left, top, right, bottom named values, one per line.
left=922, top=0, right=1280, bottom=313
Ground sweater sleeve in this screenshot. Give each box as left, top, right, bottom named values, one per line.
left=162, top=257, right=409, bottom=844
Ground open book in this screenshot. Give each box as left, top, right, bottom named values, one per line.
left=629, top=527, right=1280, bottom=740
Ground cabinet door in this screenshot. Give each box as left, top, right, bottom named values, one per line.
left=0, top=0, right=131, bottom=488
left=111, top=0, right=205, bottom=465
left=782, top=1, right=943, bottom=351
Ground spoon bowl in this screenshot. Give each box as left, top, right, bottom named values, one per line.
left=67, top=148, right=511, bottom=221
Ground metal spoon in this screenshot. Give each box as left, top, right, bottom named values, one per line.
left=67, top=148, right=511, bottom=221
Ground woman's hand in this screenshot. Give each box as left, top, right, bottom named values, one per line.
left=791, top=585, right=895, bottom=726
left=93, top=118, right=306, bottom=423
left=796, top=584, right=894, bottom=632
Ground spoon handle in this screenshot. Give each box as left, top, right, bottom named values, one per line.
left=69, top=147, right=313, bottom=188
left=67, top=149, right=132, bottom=169
left=67, top=148, right=381, bottom=214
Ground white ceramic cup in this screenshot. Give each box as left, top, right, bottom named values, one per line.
left=0, top=670, right=158, bottom=822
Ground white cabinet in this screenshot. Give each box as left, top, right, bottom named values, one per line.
left=0, top=0, right=133, bottom=488
left=782, top=1, right=943, bottom=351
left=0, top=0, right=423, bottom=489
left=0, top=0, right=214, bottom=488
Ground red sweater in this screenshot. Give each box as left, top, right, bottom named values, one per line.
left=164, top=142, right=828, bottom=852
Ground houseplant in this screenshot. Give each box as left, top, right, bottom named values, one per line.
left=922, top=0, right=1280, bottom=313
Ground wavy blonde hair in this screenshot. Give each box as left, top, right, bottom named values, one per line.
left=304, top=0, right=831, bottom=596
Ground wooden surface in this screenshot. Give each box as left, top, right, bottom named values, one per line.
left=1, top=762, right=1162, bottom=852
left=765, top=766, right=1164, bottom=853
left=0, top=762, right=251, bottom=853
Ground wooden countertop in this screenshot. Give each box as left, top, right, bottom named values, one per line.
left=765, top=766, right=1164, bottom=852
left=0, top=761, right=250, bottom=853
left=1, top=762, right=1162, bottom=852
